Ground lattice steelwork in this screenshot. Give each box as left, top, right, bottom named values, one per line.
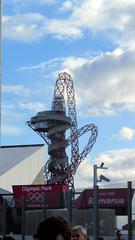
left=26, top=72, right=98, bottom=188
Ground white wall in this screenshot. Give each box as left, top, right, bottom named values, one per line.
left=0, top=145, right=45, bottom=192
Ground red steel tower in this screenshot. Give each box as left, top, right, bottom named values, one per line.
left=27, top=72, right=98, bottom=188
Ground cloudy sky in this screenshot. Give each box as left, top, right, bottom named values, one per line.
left=2, top=0, right=135, bottom=189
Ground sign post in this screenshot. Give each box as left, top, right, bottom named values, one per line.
left=128, top=181, right=132, bottom=240
left=93, top=165, right=99, bottom=240
left=93, top=163, right=109, bottom=240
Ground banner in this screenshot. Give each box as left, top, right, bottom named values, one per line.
left=75, top=188, right=134, bottom=215
left=12, top=184, right=68, bottom=209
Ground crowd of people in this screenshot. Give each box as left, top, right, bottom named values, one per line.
left=33, top=215, right=125, bottom=240
left=0, top=215, right=125, bottom=240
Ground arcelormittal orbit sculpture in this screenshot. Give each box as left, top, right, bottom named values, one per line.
left=27, top=72, right=98, bottom=188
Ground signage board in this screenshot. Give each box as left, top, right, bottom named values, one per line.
left=75, top=188, right=134, bottom=215
left=12, top=184, right=68, bottom=209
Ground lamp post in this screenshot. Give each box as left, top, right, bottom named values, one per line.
left=93, top=163, right=110, bottom=240
left=93, top=164, right=99, bottom=240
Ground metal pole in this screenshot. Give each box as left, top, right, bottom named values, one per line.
left=0, top=0, right=2, bottom=146
left=93, top=165, right=99, bottom=240
left=66, top=189, right=72, bottom=223
left=21, top=196, right=25, bottom=240
left=2, top=198, right=6, bottom=236
left=43, top=194, right=46, bottom=219
left=128, top=181, right=132, bottom=240
left=69, top=189, right=73, bottom=223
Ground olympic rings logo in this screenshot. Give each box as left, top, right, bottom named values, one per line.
left=27, top=192, right=44, bottom=203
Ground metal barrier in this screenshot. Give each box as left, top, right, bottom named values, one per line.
left=0, top=192, right=117, bottom=239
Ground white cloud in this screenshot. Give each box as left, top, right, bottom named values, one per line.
left=16, top=58, right=63, bottom=71
left=3, top=85, right=32, bottom=97
left=74, top=148, right=135, bottom=188
left=10, top=46, right=135, bottom=117
left=3, top=1, right=135, bottom=45
left=1, top=124, right=23, bottom=136
left=95, top=148, right=135, bottom=181
left=3, top=12, right=82, bottom=42
left=19, top=102, right=46, bottom=112
left=60, top=1, right=73, bottom=11
left=70, top=0, right=135, bottom=47
left=74, top=158, right=93, bottom=188
left=3, top=13, right=46, bottom=42
left=62, top=48, right=135, bottom=116
left=46, top=18, right=83, bottom=40
left=62, top=57, right=88, bottom=70
left=16, top=56, right=87, bottom=73
left=118, top=126, right=135, bottom=140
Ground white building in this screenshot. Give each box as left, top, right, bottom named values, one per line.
left=0, top=144, right=45, bottom=192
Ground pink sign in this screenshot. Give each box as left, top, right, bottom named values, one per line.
left=12, top=184, right=68, bottom=209
left=75, top=188, right=134, bottom=209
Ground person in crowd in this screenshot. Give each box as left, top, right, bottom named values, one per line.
left=34, top=216, right=72, bottom=240
left=98, top=237, right=104, bottom=240
left=72, top=225, right=88, bottom=240
left=115, top=229, right=125, bottom=240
